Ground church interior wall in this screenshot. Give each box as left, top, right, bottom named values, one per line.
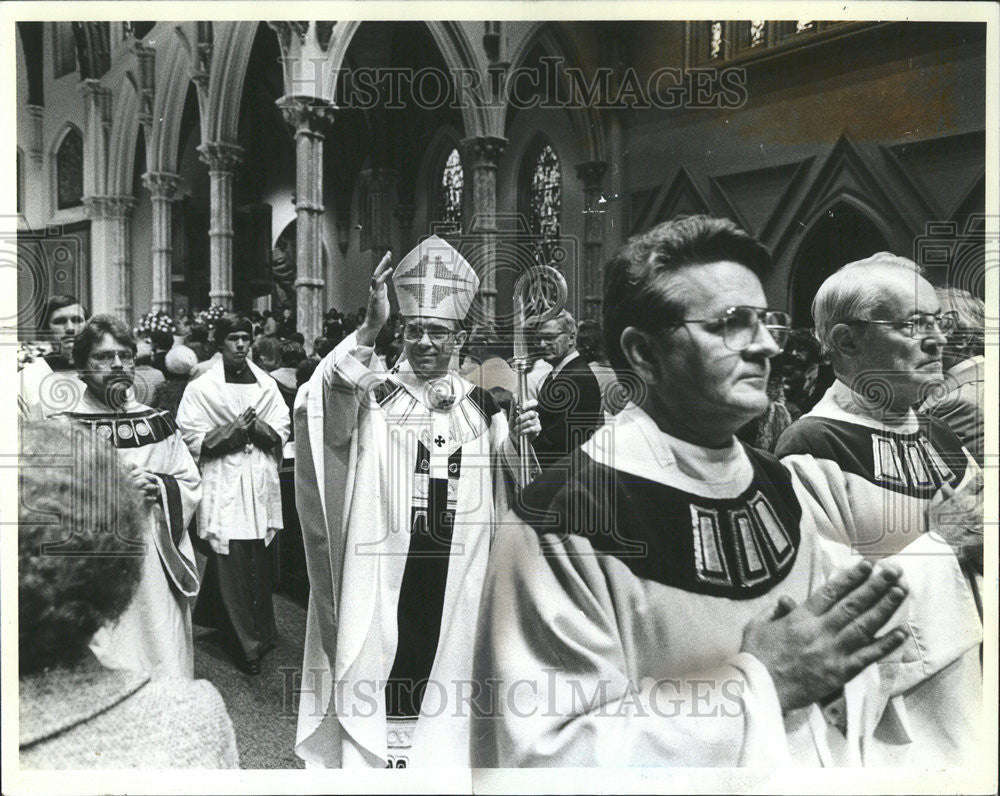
left=13, top=19, right=986, bottom=337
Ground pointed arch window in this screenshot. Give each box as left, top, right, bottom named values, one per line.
left=528, top=142, right=561, bottom=267
left=438, top=147, right=464, bottom=231
left=56, top=127, right=84, bottom=209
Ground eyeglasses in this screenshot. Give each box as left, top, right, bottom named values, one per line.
left=402, top=322, right=456, bottom=347
left=89, top=350, right=135, bottom=365
left=667, top=306, right=791, bottom=352
left=846, top=312, right=957, bottom=339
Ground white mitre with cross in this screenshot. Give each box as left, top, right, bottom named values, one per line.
left=392, top=235, right=479, bottom=321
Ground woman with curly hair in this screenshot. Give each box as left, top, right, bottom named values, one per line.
left=19, top=420, right=238, bottom=768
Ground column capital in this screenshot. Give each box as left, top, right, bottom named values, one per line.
left=142, top=171, right=182, bottom=200
left=198, top=141, right=245, bottom=172
left=575, top=160, right=607, bottom=187
left=79, top=78, right=108, bottom=99
left=84, top=195, right=137, bottom=220
left=460, top=135, right=507, bottom=169
left=277, top=95, right=336, bottom=137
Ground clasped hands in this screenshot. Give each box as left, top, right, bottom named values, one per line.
left=742, top=559, right=909, bottom=712
left=127, top=464, right=160, bottom=507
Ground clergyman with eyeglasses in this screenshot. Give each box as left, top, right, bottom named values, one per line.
left=58, top=314, right=203, bottom=680
left=473, top=216, right=980, bottom=768
left=775, top=252, right=983, bottom=767
left=292, top=235, right=540, bottom=768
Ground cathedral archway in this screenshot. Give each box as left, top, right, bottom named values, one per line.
left=790, top=199, right=890, bottom=328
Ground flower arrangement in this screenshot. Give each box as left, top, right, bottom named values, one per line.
left=133, top=310, right=176, bottom=337
left=17, top=341, right=55, bottom=369
left=193, top=304, right=227, bottom=330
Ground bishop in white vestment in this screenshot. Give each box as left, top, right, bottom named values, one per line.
left=294, top=237, right=537, bottom=769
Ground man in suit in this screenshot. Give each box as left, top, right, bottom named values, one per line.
left=532, top=309, right=604, bottom=473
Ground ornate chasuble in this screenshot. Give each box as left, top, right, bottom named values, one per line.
left=374, top=378, right=501, bottom=718
left=515, top=442, right=803, bottom=600
left=62, top=407, right=199, bottom=598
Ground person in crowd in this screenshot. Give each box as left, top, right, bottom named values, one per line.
left=774, top=253, right=983, bottom=767
left=779, top=327, right=824, bottom=421
left=150, top=328, right=174, bottom=375
left=19, top=294, right=89, bottom=419
left=531, top=309, right=604, bottom=473
left=919, top=286, right=985, bottom=465
left=176, top=317, right=290, bottom=675
left=272, top=341, right=305, bottom=394
left=132, top=333, right=166, bottom=406
left=185, top=323, right=219, bottom=380
left=295, top=357, right=318, bottom=387
left=262, top=311, right=281, bottom=338
left=473, top=215, right=980, bottom=768
left=577, top=318, right=625, bottom=417
left=293, top=235, right=539, bottom=768
left=152, top=344, right=198, bottom=417
left=289, top=331, right=306, bottom=346
left=174, top=312, right=192, bottom=347
left=62, top=315, right=202, bottom=679
left=252, top=335, right=282, bottom=372
left=18, top=420, right=237, bottom=769
left=735, top=367, right=793, bottom=453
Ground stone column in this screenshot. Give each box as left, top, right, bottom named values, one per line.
left=107, top=197, right=137, bottom=320
left=576, top=161, right=607, bottom=321
left=197, top=141, right=244, bottom=310
left=82, top=197, right=115, bottom=317
left=142, top=172, right=181, bottom=314
left=278, top=95, right=335, bottom=344
left=460, top=135, right=506, bottom=325
left=26, top=104, right=44, bottom=165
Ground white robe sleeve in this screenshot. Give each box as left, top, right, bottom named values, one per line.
left=317, top=332, right=386, bottom=447
left=175, top=379, right=214, bottom=461
left=472, top=519, right=789, bottom=767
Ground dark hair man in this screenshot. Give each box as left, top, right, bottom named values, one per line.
left=62, top=314, right=202, bottom=679
left=176, top=316, right=291, bottom=675
left=19, top=294, right=90, bottom=419
left=474, top=216, right=978, bottom=768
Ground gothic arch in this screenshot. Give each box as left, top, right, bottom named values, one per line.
left=504, top=22, right=605, bottom=163
left=49, top=122, right=84, bottom=210
left=414, top=124, right=465, bottom=235
left=787, top=194, right=893, bottom=325
left=150, top=33, right=193, bottom=173
left=108, top=65, right=144, bottom=194
left=325, top=21, right=486, bottom=137
left=207, top=21, right=263, bottom=145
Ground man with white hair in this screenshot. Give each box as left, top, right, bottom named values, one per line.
left=919, top=286, right=986, bottom=465
left=294, top=236, right=539, bottom=768
left=775, top=252, right=983, bottom=767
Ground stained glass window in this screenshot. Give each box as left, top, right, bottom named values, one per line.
left=710, top=22, right=723, bottom=58
left=56, top=127, right=84, bottom=209
left=528, top=143, right=561, bottom=267
left=439, top=147, right=463, bottom=230
left=750, top=20, right=766, bottom=46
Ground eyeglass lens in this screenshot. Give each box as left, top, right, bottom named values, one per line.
left=724, top=308, right=790, bottom=351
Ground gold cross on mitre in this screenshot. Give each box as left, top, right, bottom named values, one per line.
left=392, top=235, right=480, bottom=321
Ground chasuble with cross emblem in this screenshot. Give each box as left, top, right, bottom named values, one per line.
left=293, top=330, right=522, bottom=769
